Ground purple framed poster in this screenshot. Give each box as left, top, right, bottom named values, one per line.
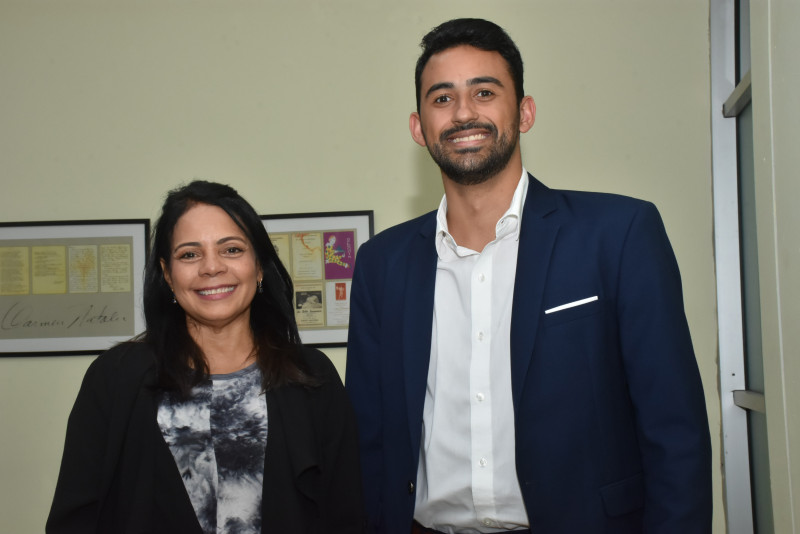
left=260, top=211, right=373, bottom=347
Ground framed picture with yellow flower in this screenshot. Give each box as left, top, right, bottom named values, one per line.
left=261, top=211, right=373, bottom=347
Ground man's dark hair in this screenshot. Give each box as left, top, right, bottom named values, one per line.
left=143, top=180, right=315, bottom=397
left=415, top=18, right=525, bottom=112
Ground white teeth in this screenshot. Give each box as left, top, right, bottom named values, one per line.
left=452, top=134, right=487, bottom=143
left=198, top=286, right=234, bottom=296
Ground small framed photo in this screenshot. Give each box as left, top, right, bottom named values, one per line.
left=0, top=219, right=149, bottom=356
left=261, top=211, right=373, bottom=347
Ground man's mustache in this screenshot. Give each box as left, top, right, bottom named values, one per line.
left=439, top=122, right=498, bottom=143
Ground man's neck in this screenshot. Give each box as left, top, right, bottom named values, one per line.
left=442, top=161, right=524, bottom=252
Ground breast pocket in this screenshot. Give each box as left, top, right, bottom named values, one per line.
left=542, top=295, right=602, bottom=327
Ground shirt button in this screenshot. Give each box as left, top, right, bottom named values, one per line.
left=408, top=481, right=415, bottom=494
left=477, top=331, right=484, bottom=341
left=483, top=518, right=495, bottom=527
left=479, top=273, right=486, bottom=282
left=476, top=393, right=485, bottom=402
left=479, top=457, right=488, bottom=467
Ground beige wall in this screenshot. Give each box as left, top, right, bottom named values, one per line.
left=751, top=0, right=800, bottom=531
left=0, top=1, right=723, bottom=532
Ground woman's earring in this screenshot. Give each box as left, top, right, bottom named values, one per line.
left=257, top=279, right=263, bottom=294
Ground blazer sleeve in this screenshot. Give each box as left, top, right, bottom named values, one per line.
left=46, top=354, right=113, bottom=533
left=617, top=202, right=712, bottom=532
left=47, top=343, right=155, bottom=534
left=345, top=240, right=385, bottom=531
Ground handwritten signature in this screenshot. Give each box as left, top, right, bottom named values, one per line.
left=1, top=302, right=127, bottom=331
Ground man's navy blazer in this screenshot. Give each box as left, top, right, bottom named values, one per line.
left=345, top=175, right=712, bottom=533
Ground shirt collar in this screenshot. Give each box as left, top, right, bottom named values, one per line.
left=435, top=168, right=529, bottom=259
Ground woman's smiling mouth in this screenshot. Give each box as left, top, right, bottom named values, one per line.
left=197, top=286, right=235, bottom=296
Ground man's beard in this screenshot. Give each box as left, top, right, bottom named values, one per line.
left=425, top=120, right=518, bottom=186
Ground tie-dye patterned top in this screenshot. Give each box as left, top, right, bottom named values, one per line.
left=157, top=363, right=268, bottom=534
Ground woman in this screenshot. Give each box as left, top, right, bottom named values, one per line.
left=47, top=181, right=365, bottom=533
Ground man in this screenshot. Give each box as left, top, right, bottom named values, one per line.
left=346, top=18, right=712, bottom=534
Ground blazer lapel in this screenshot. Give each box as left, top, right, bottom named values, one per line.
left=267, top=386, right=317, bottom=497
left=402, top=213, right=438, bottom=458
left=510, top=175, right=560, bottom=410
left=153, top=424, right=205, bottom=533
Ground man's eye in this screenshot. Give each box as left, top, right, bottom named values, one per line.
left=434, top=95, right=451, bottom=104
left=476, top=89, right=494, bottom=98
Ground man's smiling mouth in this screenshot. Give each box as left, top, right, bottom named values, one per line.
left=451, top=133, right=489, bottom=143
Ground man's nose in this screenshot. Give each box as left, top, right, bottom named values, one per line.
left=452, top=97, right=478, bottom=123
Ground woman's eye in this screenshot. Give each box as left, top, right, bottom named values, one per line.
left=224, top=247, right=244, bottom=255
left=178, top=251, right=198, bottom=260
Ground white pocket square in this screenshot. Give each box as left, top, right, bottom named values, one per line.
left=544, top=296, right=599, bottom=314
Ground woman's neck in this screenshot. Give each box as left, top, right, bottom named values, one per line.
left=187, top=317, right=257, bottom=374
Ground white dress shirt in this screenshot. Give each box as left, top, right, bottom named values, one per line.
left=414, top=170, right=530, bottom=533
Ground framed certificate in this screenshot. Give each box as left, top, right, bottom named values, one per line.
left=0, top=219, right=149, bottom=356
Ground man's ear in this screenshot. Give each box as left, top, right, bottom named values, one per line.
left=409, top=112, right=428, bottom=147
left=519, top=95, right=536, bottom=133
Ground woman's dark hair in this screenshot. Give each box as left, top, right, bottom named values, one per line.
left=414, top=18, right=525, bottom=112
left=143, top=180, right=315, bottom=396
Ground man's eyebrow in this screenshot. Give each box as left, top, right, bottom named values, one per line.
left=467, top=76, right=504, bottom=87
left=425, top=82, right=454, bottom=99
left=424, top=77, right=505, bottom=99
